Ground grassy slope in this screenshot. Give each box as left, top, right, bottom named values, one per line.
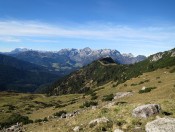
left=49, top=48, right=175, bottom=96
left=1, top=66, right=174, bottom=131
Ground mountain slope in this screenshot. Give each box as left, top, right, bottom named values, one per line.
left=5, top=48, right=146, bottom=76
left=49, top=48, right=175, bottom=95
left=0, top=54, right=58, bottom=93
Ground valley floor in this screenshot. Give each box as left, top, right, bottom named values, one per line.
left=0, top=66, right=175, bottom=132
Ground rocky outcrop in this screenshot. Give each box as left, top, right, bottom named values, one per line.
left=60, top=110, right=80, bottom=119
left=132, top=104, right=161, bottom=118
left=145, top=117, right=175, bottom=132
left=89, top=117, right=111, bottom=128
left=171, top=51, right=175, bottom=57
left=114, top=92, right=133, bottom=100
left=150, top=53, right=163, bottom=62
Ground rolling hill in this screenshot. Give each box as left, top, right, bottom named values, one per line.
left=49, top=48, right=175, bottom=95
left=0, top=54, right=59, bottom=93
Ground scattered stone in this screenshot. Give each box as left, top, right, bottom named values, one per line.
left=113, top=128, right=124, bottom=132
left=73, top=126, right=82, bottom=132
left=91, top=106, right=97, bottom=110
left=60, top=113, right=66, bottom=118
left=114, top=92, right=133, bottom=100
left=145, top=117, right=175, bottom=132
left=89, top=117, right=110, bottom=128
left=104, top=101, right=116, bottom=108
left=132, top=126, right=144, bottom=132
left=5, top=123, right=23, bottom=132
left=132, top=104, right=161, bottom=118
left=141, top=86, right=146, bottom=90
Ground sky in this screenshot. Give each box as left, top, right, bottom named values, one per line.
left=0, top=0, right=175, bottom=56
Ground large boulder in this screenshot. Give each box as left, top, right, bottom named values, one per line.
left=132, top=104, right=161, bottom=118
left=145, top=117, right=175, bottom=132
left=89, top=117, right=111, bottom=128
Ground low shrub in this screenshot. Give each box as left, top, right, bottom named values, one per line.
left=131, top=83, right=137, bottom=86
left=124, top=84, right=127, bottom=87
left=80, top=101, right=98, bottom=108
left=139, top=87, right=157, bottom=94
left=102, top=94, right=114, bottom=101
left=0, top=114, right=33, bottom=128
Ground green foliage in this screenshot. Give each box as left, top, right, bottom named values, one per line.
left=124, top=84, right=127, bottom=87
left=34, top=117, right=49, bottom=123
left=101, top=108, right=109, bottom=114
left=139, top=87, right=157, bottom=94
left=131, top=83, right=137, bottom=86
left=131, top=118, right=142, bottom=126
left=116, top=119, right=126, bottom=126
left=90, top=92, right=98, bottom=100
left=80, top=101, right=98, bottom=108
left=35, top=119, right=43, bottom=123
left=0, top=114, right=33, bottom=128
left=102, top=94, right=114, bottom=101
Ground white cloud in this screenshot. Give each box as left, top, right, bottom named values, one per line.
left=0, top=20, right=175, bottom=44
left=0, top=36, right=21, bottom=42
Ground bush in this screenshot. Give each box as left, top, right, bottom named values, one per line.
left=43, top=117, right=48, bottom=122
left=101, top=108, right=109, bottom=114
left=116, top=119, right=126, bottom=126
left=131, top=83, right=137, bottom=86
left=124, top=84, right=127, bottom=87
left=162, top=111, right=172, bottom=116
left=102, top=94, right=114, bottom=101
left=0, top=114, right=33, bottom=128
left=139, top=87, right=157, bottom=94
left=90, top=92, right=98, bottom=100
left=80, top=101, right=98, bottom=108
left=35, top=119, right=43, bottom=123
left=91, top=95, right=98, bottom=100
left=53, top=110, right=67, bottom=117
left=158, top=81, right=162, bottom=83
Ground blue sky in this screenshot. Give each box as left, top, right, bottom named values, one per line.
left=0, top=0, right=175, bottom=56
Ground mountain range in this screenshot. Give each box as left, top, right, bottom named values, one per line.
left=5, top=47, right=146, bottom=76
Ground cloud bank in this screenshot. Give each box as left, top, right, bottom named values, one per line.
left=0, top=20, right=175, bottom=43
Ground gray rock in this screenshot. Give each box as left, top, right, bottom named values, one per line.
left=132, top=104, right=161, bottom=118
left=66, top=113, right=74, bottom=118
left=73, top=126, right=82, bottom=132
left=150, top=53, right=163, bottom=62
left=171, top=51, right=175, bottom=57
left=114, top=92, right=133, bottom=100
left=60, top=113, right=66, bottom=118
left=89, top=117, right=110, bottom=128
left=114, top=128, right=124, bottom=132
left=145, top=117, right=175, bottom=132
